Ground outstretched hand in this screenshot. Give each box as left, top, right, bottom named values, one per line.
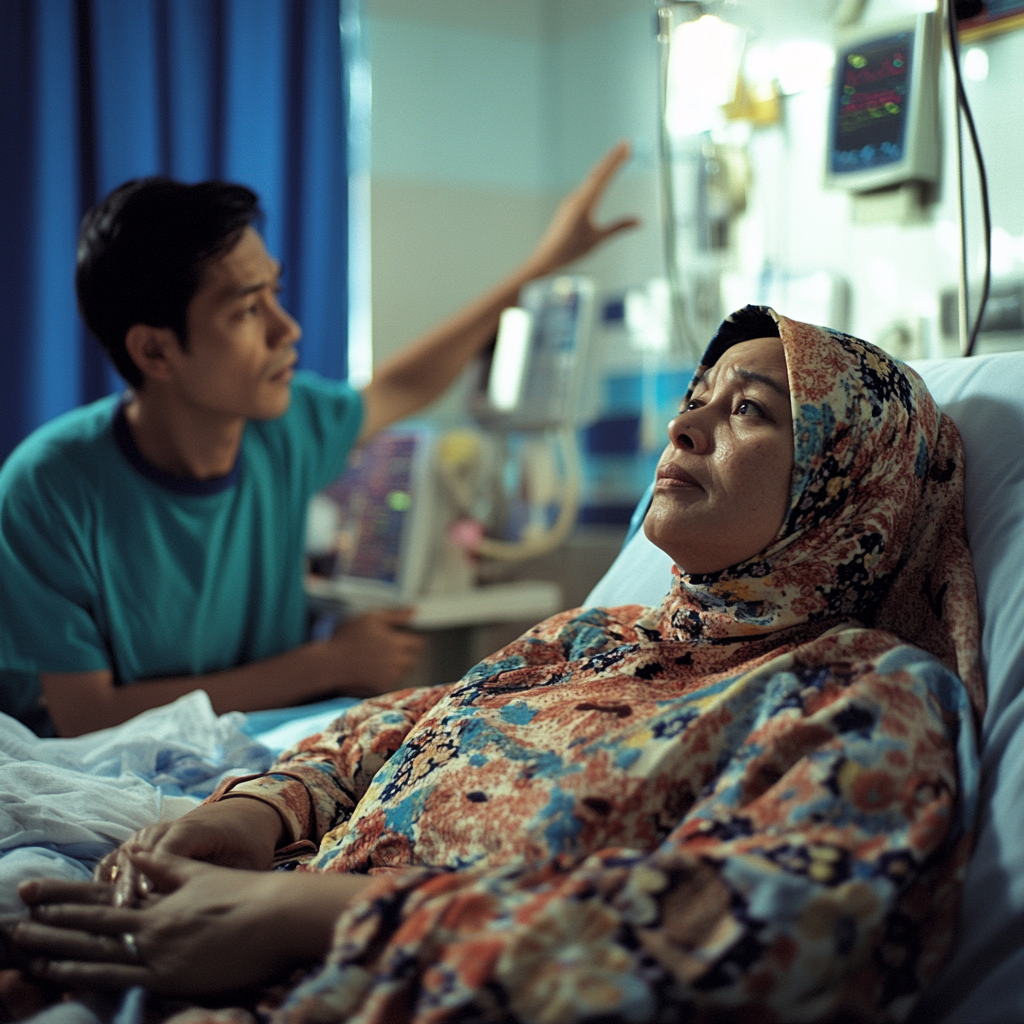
left=526, top=141, right=640, bottom=277
left=355, top=141, right=640, bottom=438
left=15, top=852, right=372, bottom=998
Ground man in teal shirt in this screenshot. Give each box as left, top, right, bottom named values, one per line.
left=0, top=144, right=636, bottom=736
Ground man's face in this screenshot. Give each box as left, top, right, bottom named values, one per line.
left=169, top=227, right=301, bottom=421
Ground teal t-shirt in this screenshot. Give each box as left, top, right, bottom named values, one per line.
left=0, top=372, right=362, bottom=724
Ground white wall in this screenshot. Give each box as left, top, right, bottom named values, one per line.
left=364, top=0, right=663, bottom=425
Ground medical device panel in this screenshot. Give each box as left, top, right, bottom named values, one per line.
left=825, top=11, right=940, bottom=192
left=470, top=275, right=598, bottom=431
left=308, top=428, right=438, bottom=605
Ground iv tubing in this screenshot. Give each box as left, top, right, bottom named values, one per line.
left=946, top=0, right=992, bottom=356
left=953, top=29, right=969, bottom=355
left=475, top=428, right=581, bottom=562
left=656, top=5, right=700, bottom=359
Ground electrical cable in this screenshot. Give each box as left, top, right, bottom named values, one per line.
left=946, top=0, right=992, bottom=357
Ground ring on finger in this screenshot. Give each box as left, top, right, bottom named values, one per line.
left=120, top=932, right=143, bottom=964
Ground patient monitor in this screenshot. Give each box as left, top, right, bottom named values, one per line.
left=306, top=276, right=597, bottom=623
left=310, top=428, right=439, bottom=606
left=825, top=11, right=940, bottom=193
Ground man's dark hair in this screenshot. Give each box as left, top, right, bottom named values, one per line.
left=75, top=178, right=262, bottom=388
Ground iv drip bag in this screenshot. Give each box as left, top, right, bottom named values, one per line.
left=665, top=15, right=746, bottom=138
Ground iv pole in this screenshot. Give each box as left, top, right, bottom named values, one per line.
left=657, top=4, right=702, bottom=360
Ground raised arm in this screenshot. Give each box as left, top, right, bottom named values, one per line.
left=358, top=141, right=639, bottom=440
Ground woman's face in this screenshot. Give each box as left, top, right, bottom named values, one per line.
left=643, top=336, right=794, bottom=575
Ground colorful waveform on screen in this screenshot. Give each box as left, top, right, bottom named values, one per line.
left=325, top=433, right=419, bottom=584
left=831, top=30, right=913, bottom=174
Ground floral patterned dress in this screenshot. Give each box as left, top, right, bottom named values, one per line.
left=195, top=308, right=981, bottom=1024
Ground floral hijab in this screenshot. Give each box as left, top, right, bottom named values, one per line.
left=650, top=305, right=984, bottom=717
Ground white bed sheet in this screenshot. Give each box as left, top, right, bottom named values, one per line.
left=1, top=692, right=356, bottom=1024
left=0, top=692, right=356, bottom=919
left=0, top=691, right=267, bottom=917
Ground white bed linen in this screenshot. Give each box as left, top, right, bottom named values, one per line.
left=0, top=691, right=271, bottom=917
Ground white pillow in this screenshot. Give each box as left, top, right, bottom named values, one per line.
left=582, top=351, right=1024, bottom=1022
left=582, top=511, right=671, bottom=609
left=906, top=352, right=1024, bottom=1023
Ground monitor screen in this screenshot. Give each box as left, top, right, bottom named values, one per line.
left=324, top=431, right=422, bottom=585
left=830, top=29, right=914, bottom=177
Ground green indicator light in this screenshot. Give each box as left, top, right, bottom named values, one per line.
left=387, top=491, right=411, bottom=512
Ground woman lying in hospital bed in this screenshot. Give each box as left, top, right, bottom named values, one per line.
left=8, top=306, right=982, bottom=1023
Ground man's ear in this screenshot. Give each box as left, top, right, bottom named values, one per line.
left=124, top=324, right=182, bottom=383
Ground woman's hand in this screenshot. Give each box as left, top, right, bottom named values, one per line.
left=525, top=141, right=640, bottom=277
left=94, top=797, right=286, bottom=907
left=15, top=853, right=372, bottom=998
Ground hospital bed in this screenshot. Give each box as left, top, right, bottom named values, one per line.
left=2, top=349, right=1023, bottom=1023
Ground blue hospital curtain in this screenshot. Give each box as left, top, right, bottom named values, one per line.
left=0, top=0, right=352, bottom=463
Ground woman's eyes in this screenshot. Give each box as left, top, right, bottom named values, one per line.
left=735, top=398, right=766, bottom=417
left=679, top=397, right=766, bottom=417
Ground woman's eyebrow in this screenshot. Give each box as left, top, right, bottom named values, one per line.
left=733, top=367, right=789, bottom=399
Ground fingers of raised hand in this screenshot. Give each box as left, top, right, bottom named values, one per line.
left=597, top=215, right=641, bottom=242
left=577, top=141, right=632, bottom=204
